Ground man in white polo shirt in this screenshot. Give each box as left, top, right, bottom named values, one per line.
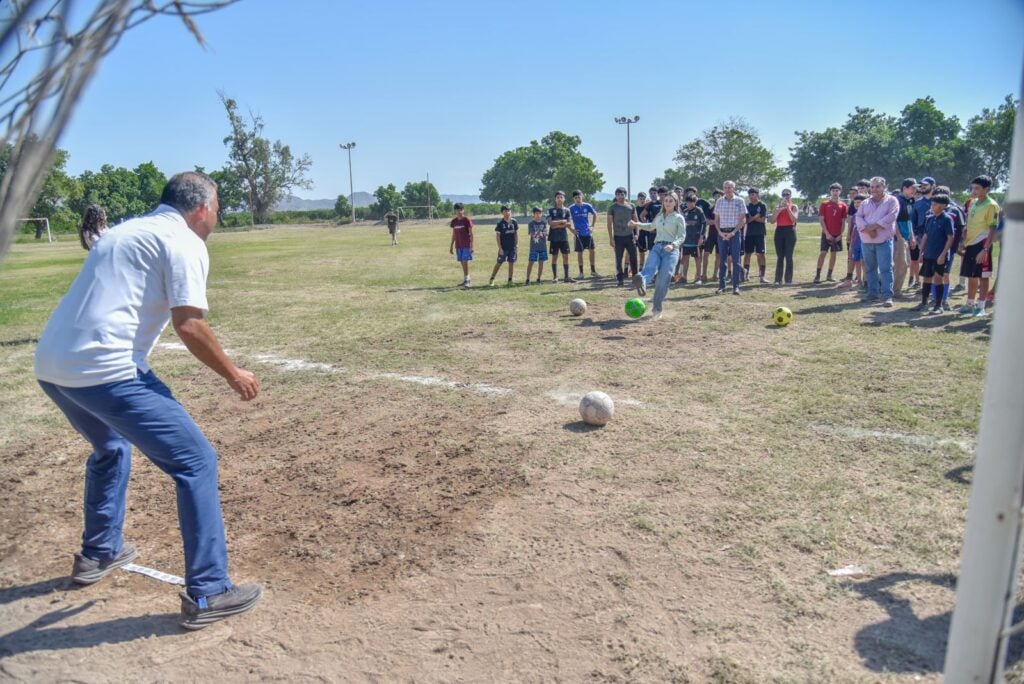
left=34, top=172, right=262, bottom=630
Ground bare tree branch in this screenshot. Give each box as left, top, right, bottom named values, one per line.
left=0, top=0, right=239, bottom=258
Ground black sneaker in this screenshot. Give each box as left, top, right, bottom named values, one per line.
left=71, top=543, right=138, bottom=585
left=179, top=583, right=263, bottom=630
left=813, top=276, right=821, bottom=284
left=826, top=275, right=835, bottom=282
left=632, top=274, right=646, bottom=297
left=912, top=302, right=929, bottom=312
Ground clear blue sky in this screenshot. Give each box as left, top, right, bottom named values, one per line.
left=57, top=0, right=1023, bottom=199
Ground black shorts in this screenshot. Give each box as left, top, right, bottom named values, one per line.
left=703, top=230, right=718, bottom=254
left=682, top=245, right=700, bottom=257
left=909, top=245, right=921, bottom=261
left=549, top=239, right=570, bottom=255
left=574, top=234, right=596, bottom=252
left=820, top=234, right=843, bottom=252
left=496, top=249, right=517, bottom=264
left=960, top=242, right=988, bottom=279
left=744, top=233, right=766, bottom=254
left=919, top=257, right=948, bottom=278
left=636, top=230, right=656, bottom=252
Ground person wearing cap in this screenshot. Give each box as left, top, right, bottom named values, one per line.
left=546, top=191, right=574, bottom=282
left=911, top=177, right=935, bottom=283
left=714, top=181, right=747, bottom=294
left=854, top=176, right=899, bottom=306
left=700, top=188, right=724, bottom=285
left=525, top=206, right=549, bottom=285
left=744, top=188, right=768, bottom=283
left=628, top=190, right=686, bottom=319
left=607, top=187, right=638, bottom=287
left=815, top=183, right=848, bottom=283
left=895, top=179, right=919, bottom=293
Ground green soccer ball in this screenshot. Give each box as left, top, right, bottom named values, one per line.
left=773, top=306, right=793, bottom=327
left=625, top=298, right=647, bottom=319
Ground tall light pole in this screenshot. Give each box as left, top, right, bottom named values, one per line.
left=614, top=116, right=639, bottom=198
left=339, top=142, right=356, bottom=223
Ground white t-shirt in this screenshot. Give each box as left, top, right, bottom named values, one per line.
left=35, top=205, right=209, bottom=387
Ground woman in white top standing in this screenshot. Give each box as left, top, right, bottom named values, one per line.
left=628, top=190, right=688, bottom=320
left=78, top=204, right=108, bottom=251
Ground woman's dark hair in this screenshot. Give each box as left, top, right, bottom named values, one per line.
left=78, top=204, right=107, bottom=251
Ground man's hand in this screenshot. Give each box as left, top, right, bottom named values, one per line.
left=664, top=244, right=674, bottom=252
left=449, top=245, right=454, bottom=255
left=228, top=368, right=260, bottom=401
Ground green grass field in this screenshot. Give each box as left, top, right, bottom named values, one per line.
left=0, top=220, right=1008, bottom=681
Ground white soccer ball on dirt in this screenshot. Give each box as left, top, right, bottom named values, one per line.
left=579, top=391, right=614, bottom=426
left=569, top=298, right=587, bottom=316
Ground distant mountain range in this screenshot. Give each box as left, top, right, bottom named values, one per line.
left=275, top=191, right=621, bottom=211
left=275, top=192, right=483, bottom=211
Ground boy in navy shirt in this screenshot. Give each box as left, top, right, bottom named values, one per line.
left=913, top=194, right=955, bottom=314
left=547, top=191, right=573, bottom=283
left=488, top=205, right=519, bottom=287
left=525, top=207, right=548, bottom=285
left=570, top=190, right=599, bottom=279
left=744, top=188, right=769, bottom=283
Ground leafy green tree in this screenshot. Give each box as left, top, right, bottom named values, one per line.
left=73, top=164, right=148, bottom=222
left=220, top=93, right=312, bottom=224
left=402, top=180, right=441, bottom=218
left=656, top=118, right=786, bottom=192
left=965, top=94, right=1017, bottom=188
left=196, top=164, right=245, bottom=226
left=334, top=194, right=351, bottom=220
left=0, top=142, right=82, bottom=230
left=133, top=161, right=167, bottom=210
left=368, top=184, right=402, bottom=219
left=480, top=131, right=603, bottom=214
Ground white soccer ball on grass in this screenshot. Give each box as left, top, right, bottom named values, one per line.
left=579, top=391, right=614, bottom=426
left=569, top=298, right=587, bottom=316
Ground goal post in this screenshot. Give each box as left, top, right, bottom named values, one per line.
left=16, top=218, right=52, bottom=243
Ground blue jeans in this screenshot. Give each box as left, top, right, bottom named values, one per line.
left=861, top=238, right=894, bottom=299
left=718, top=232, right=742, bottom=289
left=639, top=242, right=680, bottom=311
left=38, top=370, right=231, bottom=598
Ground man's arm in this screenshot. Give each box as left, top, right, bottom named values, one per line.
left=171, top=306, right=259, bottom=401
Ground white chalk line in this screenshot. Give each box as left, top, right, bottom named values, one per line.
left=811, top=423, right=974, bottom=453
left=122, top=563, right=185, bottom=586
left=156, top=343, right=641, bottom=406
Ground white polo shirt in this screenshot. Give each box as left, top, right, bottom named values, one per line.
left=35, top=205, right=209, bottom=388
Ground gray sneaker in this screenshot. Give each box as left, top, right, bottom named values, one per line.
left=179, top=583, right=263, bottom=630
left=71, top=543, right=138, bottom=585
left=632, top=274, right=646, bottom=297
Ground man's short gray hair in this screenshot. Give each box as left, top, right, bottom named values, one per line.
left=869, top=176, right=887, bottom=187
left=723, top=180, right=736, bottom=189
left=160, top=172, right=217, bottom=214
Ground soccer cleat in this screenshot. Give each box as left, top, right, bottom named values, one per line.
left=826, top=275, right=835, bottom=282
left=929, top=305, right=943, bottom=315
left=759, top=276, right=769, bottom=284
left=651, top=309, right=663, bottom=321
left=72, top=543, right=138, bottom=585
left=716, top=288, right=725, bottom=294
left=632, top=274, right=646, bottom=297
left=179, top=583, right=262, bottom=630
left=952, top=283, right=965, bottom=293
left=912, top=302, right=929, bottom=312
left=695, top=279, right=703, bottom=286
left=813, top=276, right=821, bottom=284
left=488, top=280, right=496, bottom=287
left=957, top=304, right=974, bottom=314
left=973, top=306, right=987, bottom=318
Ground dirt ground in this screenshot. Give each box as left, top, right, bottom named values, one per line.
left=0, top=339, right=980, bottom=683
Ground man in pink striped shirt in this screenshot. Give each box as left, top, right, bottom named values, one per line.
left=854, top=176, right=900, bottom=306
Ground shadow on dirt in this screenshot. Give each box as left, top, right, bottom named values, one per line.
left=850, top=571, right=1024, bottom=674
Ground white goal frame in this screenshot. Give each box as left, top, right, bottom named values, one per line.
left=16, top=218, right=52, bottom=243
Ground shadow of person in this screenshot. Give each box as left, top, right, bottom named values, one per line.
left=0, top=577, right=73, bottom=606
left=850, top=571, right=1024, bottom=674
left=0, top=601, right=181, bottom=657
left=578, top=318, right=632, bottom=331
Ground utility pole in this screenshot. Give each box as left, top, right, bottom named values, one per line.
left=614, top=116, right=640, bottom=198
left=427, top=171, right=432, bottom=220
left=339, top=142, right=356, bottom=223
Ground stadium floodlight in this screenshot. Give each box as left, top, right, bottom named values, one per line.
left=614, top=116, right=640, bottom=198
left=339, top=142, right=356, bottom=223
